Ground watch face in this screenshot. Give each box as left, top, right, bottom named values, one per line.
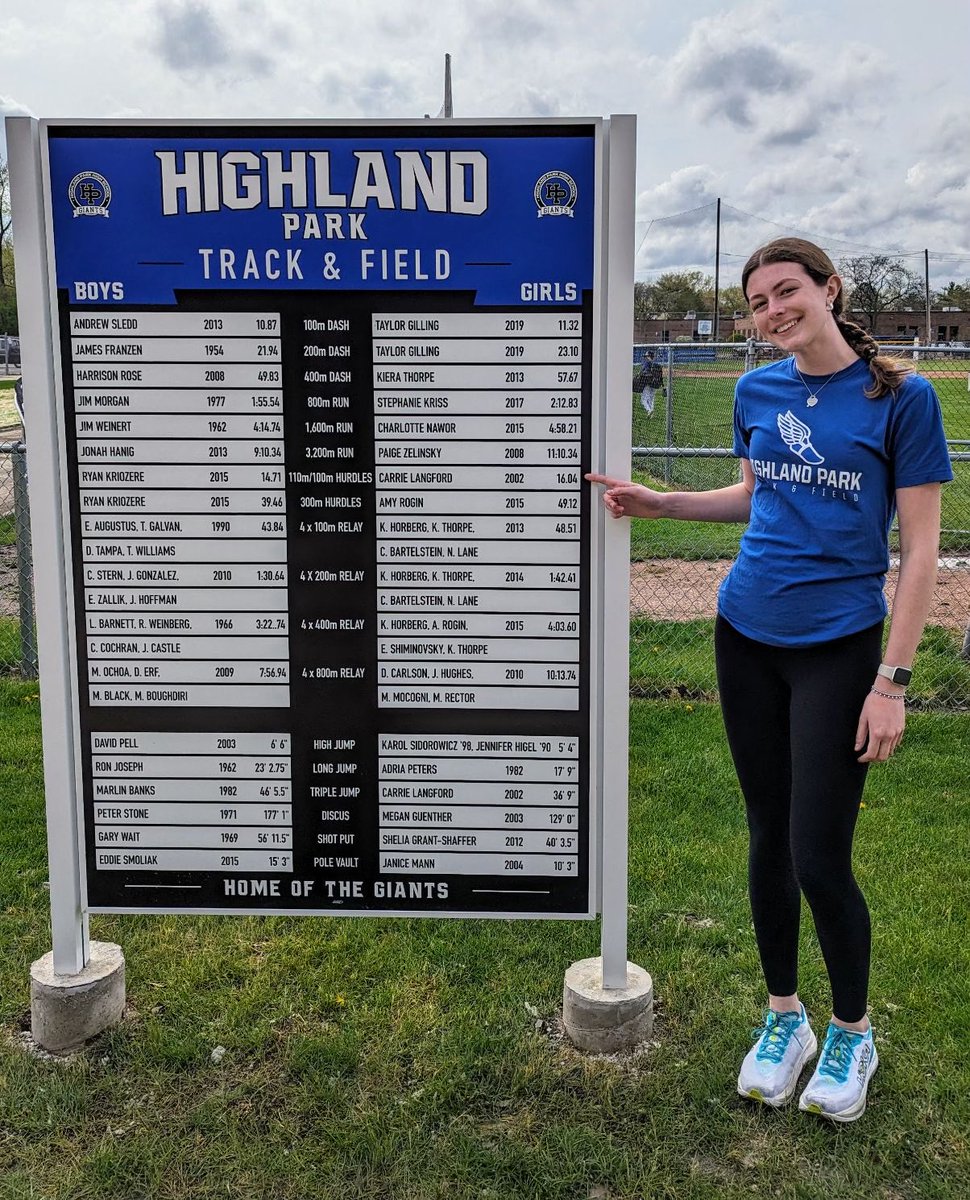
left=893, top=667, right=912, bottom=685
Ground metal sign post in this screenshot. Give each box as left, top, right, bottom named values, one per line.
left=7, top=116, right=89, bottom=975
left=598, top=114, right=635, bottom=990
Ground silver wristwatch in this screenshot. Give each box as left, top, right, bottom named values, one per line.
left=877, top=663, right=912, bottom=687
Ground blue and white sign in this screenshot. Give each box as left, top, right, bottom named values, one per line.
left=12, top=116, right=635, bottom=931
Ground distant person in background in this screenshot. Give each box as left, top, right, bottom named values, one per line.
left=14, top=376, right=25, bottom=431
left=636, top=350, right=663, bottom=416
left=590, top=237, right=951, bottom=1123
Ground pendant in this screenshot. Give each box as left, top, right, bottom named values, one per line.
left=806, top=395, right=818, bottom=407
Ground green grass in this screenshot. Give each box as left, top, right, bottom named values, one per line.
left=629, top=616, right=970, bottom=708
left=0, top=615, right=23, bottom=669
left=630, top=617, right=721, bottom=698
left=1, top=681, right=968, bottom=1198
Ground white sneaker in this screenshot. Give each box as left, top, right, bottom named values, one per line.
left=737, top=1005, right=818, bottom=1107
left=798, top=1023, right=879, bottom=1123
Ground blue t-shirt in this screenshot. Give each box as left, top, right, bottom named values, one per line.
left=717, top=357, right=953, bottom=647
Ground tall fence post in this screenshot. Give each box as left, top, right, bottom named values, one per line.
left=12, top=443, right=38, bottom=677
left=663, top=349, right=674, bottom=485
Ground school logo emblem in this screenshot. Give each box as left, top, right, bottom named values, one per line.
left=777, top=410, right=825, bottom=465
left=535, top=171, right=577, bottom=217
left=69, top=171, right=112, bottom=218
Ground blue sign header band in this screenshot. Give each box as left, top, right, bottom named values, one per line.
left=48, top=125, right=597, bottom=307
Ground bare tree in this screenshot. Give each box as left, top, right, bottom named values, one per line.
left=0, top=158, right=11, bottom=289
left=839, top=254, right=923, bottom=331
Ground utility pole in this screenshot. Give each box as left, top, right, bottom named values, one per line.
left=443, top=53, right=453, bottom=118
left=425, top=54, right=453, bottom=118
left=924, top=248, right=932, bottom=346
left=713, top=198, right=721, bottom=341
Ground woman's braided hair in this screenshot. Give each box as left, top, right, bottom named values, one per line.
left=741, top=237, right=913, bottom=399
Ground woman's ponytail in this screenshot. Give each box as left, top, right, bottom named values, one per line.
left=832, top=302, right=913, bottom=399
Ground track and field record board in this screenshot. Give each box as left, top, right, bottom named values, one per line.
left=18, top=118, right=633, bottom=920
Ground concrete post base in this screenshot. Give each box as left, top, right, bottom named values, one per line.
left=30, top=941, right=125, bottom=1053
left=562, top=956, right=653, bottom=1053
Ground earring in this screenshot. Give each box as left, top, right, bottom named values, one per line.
left=826, top=302, right=834, bottom=311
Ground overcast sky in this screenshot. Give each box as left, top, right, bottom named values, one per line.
left=2, top=0, right=968, bottom=286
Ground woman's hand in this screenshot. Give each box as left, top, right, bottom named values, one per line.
left=585, top=473, right=668, bottom=520
left=855, top=690, right=906, bottom=763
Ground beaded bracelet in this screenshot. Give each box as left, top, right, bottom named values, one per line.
left=870, top=686, right=906, bottom=700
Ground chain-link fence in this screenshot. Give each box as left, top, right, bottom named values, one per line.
left=4, top=348, right=969, bottom=700
left=629, top=342, right=970, bottom=709
left=0, top=432, right=37, bottom=678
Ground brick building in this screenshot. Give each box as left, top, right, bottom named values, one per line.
left=634, top=309, right=968, bottom=344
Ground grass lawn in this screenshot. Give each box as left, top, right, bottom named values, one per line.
left=0, top=617, right=25, bottom=668
left=629, top=616, right=970, bottom=709
left=1, top=678, right=968, bottom=1198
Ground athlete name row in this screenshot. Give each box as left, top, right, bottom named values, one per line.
left=70, top=311, right=288, bottom=708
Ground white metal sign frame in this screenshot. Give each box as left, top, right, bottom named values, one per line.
left=7, top=114, right=633, bottom=981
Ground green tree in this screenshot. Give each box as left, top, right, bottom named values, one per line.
left=633, top=280, right=653, bottom=319
left=718, top=285, right=747, bottom=317
left=934, top=280, right=970, bottom=310
left=638, top=270, right=712, bottom=317
left=839, top=254, right=923, bottom=330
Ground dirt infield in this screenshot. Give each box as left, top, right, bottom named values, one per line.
left=630, top=558, right=970, bottom=633
left=0, top=544, right=20, bottom=619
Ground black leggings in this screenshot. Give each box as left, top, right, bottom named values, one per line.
left=714, top=615, right=883, bottom=1023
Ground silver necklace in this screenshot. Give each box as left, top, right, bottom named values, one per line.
left=794, top=362, right=849, bottom=407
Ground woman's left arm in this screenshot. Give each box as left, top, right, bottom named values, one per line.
left=855, top=483, right=943, bottom=763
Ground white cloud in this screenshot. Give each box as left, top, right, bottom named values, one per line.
left=0, top=0, right=967, bottom=285
left=638, top=165, right=721, bottom=217
left=0, top=95, right=35, bottom=120
left=659, top=4, right=887, bottom=149
left=636, top=168, right=724, bottom=274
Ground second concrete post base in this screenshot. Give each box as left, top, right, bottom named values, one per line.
left=562, top=956, right=653, bottom=1053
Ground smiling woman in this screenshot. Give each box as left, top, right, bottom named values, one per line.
left=588, top=235, right=953, bottom=1124
left=742, top=238, right=914, bottom=398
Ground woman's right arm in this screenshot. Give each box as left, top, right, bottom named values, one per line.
left=586, top=460, right=755, bottom=523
